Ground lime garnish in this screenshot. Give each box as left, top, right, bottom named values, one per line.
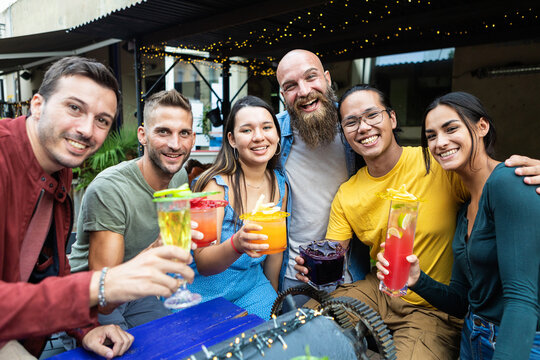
left=153, top=183, right=220, bottom=201
left=387, top=227, right=402, bottom=239
left=398, top=213, right=412, bottom=230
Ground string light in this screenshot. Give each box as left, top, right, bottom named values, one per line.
left=189, top=309, right=323, bottom=360
left=139, top=46, right=277, bottom=77
left=138, top=1, right=539, bottom=65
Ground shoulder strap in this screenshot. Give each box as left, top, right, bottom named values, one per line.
left=20, top=190, right=54, bottom=282
left=213, top=175, right=230, bottom=202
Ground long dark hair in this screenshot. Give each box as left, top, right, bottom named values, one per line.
left=193, top=95, right=282, bottom=227
left=337, top=84, right=401, bottom=169
left=421, top=91, right=496, bottom=174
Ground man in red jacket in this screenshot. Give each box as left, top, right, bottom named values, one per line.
left=0, top=57, right=195, bottom=359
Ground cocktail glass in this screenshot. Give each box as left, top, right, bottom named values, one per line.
left=155, top=197, right=202, bottom=309
left=379, top=198, right=419, bottom=297
left=239, top=211, right=290, bottom=254
left=190, top=199, right=228, bottom=247
left=299, top=240, right=346, bottom=291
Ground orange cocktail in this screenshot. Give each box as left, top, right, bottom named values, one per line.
left=239, top=211, right=289, bottom=254
left=190, top=199, right=228, bottom=247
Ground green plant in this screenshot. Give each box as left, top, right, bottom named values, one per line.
left=73, top=125, right=139, bottom=190
left=200, top=105, right=213, bottom=140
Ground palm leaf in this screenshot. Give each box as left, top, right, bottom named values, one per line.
left=73, top=125, right=139, bottom=190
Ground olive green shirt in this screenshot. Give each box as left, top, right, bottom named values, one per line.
left=69, top=158, right=188, bottom=272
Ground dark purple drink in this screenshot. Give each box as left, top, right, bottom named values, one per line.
left=299, top=240, right=346, bottom=288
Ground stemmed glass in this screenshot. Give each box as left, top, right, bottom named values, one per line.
left=155, top=196, right=202, bottom=309
left=154, top=184, right=220, bottom=309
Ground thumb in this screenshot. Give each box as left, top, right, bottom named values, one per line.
left=97, top=347, right=114, bottom=360
left=406, top=254, right=418, bottom=264
left=86, top=339, right=114, bottom=359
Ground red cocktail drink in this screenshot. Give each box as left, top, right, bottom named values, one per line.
left=383, top=227, right=415, bottom=292
left=190, top=199, right=228, bottom=247
left=378, top=189, right=419, bottom=297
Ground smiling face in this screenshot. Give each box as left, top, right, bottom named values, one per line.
left=276, top=50, right=337, bottom=147
left=227, top=106, right=280, bottom=167
left=277, top=50, right=332, bottom=113
left=424, top=104, right=480, bottom=173
left=29, top=74, right=117, bottom=174
left=339, top=90, right=397, bottom=162
left=139, top=105, right=195, bottom=176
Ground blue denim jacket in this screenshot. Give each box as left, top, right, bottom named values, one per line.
left=276, top=110, right=371, bottom=290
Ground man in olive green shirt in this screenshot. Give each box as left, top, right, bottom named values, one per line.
left=70, top=89, right=197, bottom=328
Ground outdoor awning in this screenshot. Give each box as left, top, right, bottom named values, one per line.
left=376, top=48, right=454, bottom=67
left=67, top=0, right=540, bottom=63
left=0, top=29, right=120, bottom=74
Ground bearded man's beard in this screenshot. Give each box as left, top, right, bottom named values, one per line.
left=286, top=85, right=338, bottom=148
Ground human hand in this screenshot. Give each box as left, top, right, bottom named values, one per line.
left=375, top=242, right=421, bottom=287
left=191, top=220, right=202, bottom=250
left=82, top=324, right=134, bottom=359
left=293, top=255, right=310, bottom=283
left=505, top=155, right=540, bottom=194
left=232, top=223, right=269, bottom=258
left=141, top=235, right=163, bottom=253
left=144, top=225, right=199, bottom=253
left=103, top=246, right=195, bottom=304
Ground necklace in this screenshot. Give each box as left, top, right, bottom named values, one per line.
left=246, top=177, right=266, bottom=189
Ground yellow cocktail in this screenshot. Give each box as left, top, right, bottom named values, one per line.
left=157, top=207, right=191, bottom=250
left=154, top=197, right=201, bottom=309
left=239, top=211, right=289, bottom=254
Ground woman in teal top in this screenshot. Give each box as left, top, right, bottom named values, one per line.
left=377, top=92, right=539, bottom=359
left=190, top=96, right=288, bottom=320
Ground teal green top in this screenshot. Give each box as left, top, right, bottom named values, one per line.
left=412, top=163, right=540, bottom=360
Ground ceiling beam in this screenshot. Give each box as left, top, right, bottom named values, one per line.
left=0, top=38, right=121, bottom=75
left=142, top=0, right=328, bottom=46
left=0, top=38, right=121, bottom=60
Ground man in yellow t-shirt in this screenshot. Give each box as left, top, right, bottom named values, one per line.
left=327, top=146, right=467, bottom=307
left=296, top=86, right=468, bottom=360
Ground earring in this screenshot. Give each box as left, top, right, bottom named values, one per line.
left=274, top=142, right=281, bottom=156
left=233, top=147, right=238, bottom=160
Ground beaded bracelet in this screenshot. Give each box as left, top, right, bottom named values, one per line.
left=230, top=235, right=242, bottom=255
left=98, top=267, right=109, bottom=307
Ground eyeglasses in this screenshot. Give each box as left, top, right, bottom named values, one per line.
left=341, top=109, right=388, bottom=133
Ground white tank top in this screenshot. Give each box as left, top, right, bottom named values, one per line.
left=284, top=130, right=349, bottom=280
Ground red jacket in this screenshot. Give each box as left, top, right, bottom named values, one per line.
left=0, top=116, right=98, bottom=356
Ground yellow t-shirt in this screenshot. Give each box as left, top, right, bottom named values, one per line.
left=327, top=147, right=468, bottom=306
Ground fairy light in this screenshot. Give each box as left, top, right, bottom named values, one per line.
left=188, top=309, right=322, bottom=360
left=136, top=1, right=539, bottom=68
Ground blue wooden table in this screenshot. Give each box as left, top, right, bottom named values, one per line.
left=51, top=297, right=264, bottom=359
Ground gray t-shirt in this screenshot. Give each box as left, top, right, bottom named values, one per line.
left=284, top=131, right=349, bottom=280
left=69, top=159, right=188, bottom=272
